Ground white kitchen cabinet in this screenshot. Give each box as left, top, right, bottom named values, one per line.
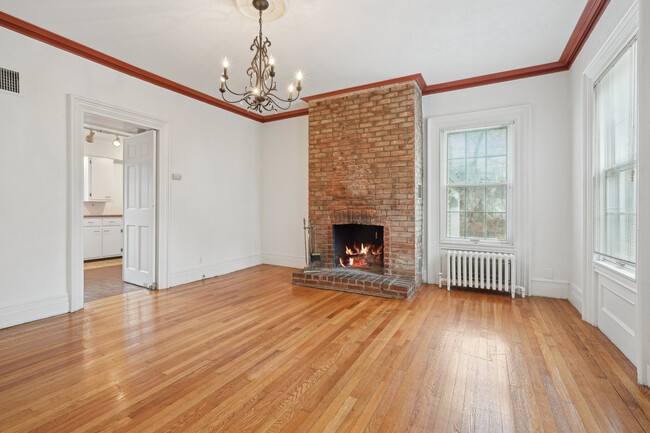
left=102, top=227, right=122, bottom=257
left=83, top=217, right=123, bottom=260
left=84, top=226, right=103, bottom=259
left=84, top=156, right=115, bottom=201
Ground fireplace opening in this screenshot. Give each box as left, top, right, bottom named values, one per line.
left=333, top=224, right=384, bottom=274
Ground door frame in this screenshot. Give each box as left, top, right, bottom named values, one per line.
left=68, top=95, right=171, bottom=311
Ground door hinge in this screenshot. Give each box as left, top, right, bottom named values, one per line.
left=120, top=247, right=123, bottom=252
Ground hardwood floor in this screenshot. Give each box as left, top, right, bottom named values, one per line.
left=1, top=265, right=649, bottom=432
left=84, top=263, right=144, bottom=303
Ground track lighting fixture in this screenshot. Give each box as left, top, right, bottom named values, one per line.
left=112, top=136, right=121, bottom=147
left=85, top=130, right=95, bottom=143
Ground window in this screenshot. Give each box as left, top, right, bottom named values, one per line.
left=594, top=41, right=637, bottom=269
left=441, top=124, right=513, bottom=244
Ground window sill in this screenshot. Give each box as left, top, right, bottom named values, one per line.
left=593, top=259, right=636, bottom=285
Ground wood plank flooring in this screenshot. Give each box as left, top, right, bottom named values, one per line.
left=84, top=263, right=144, bottom=303
left=0, top=264, right=649, bottom=432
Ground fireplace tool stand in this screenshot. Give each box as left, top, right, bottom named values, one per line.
left=303, top=218, right=321, bottom=273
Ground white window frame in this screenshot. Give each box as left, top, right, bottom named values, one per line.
left=439, top=123, right=515, bottom=247
left=592, top=39, right=638, bottom=277
left=425, top=105, right=530, bottom=287
left=581, top=2, right=638, bottom=326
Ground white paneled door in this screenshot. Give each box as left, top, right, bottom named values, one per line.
left=123, top=130, right=156, bottom=288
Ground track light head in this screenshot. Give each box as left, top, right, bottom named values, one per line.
left=85, top=130, right=95, bottom=143
left=112, top=136, right=121, bottom=147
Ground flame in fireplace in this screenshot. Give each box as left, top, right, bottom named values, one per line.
left=338, top=243, right=383, bottom=269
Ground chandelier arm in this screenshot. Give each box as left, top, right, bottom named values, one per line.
left=265, top=89, right=301, bottom=104
left=223, top=80, right=251, bottom=98
left=263, top=93, right=294, bottom=110
left=220, top=91, right=251, bottom=105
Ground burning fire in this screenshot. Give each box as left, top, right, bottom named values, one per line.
left=338, top=243, right=383, bottom=269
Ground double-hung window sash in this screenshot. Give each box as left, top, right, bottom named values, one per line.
left=594, top=40, right=638, bottom=268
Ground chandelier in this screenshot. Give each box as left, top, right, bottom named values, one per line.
left=219, top=0, right=302, bottom=113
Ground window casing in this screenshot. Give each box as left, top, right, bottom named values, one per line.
left=440, top=124, right=514, bottom=247
left=593, top=40, right=638, bottom=273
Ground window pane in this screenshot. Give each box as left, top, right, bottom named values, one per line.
left=594, top=42, right=637, bottom=265
left=448, top=132, right=465, bottom=159
left=466, top=187, right=485, bottom=212
left=486, top=186, right=507, bottom=212
left=487, top=128, right=507, bottom=156
left=447, top=187, right=465, bottom=212
left=466, top=157, right=486, bottom=183
left=447, top=212, right=465, bottom=238
left=486, top=213, right=507, bottom=239
left=448, top=159, right=465, bottom=184
left=466, top=131, right=486, bottom=157
left=466, top=213, right=485, bottom=238
left=486, top=156, right=507, bottom=183
left=443, top=124, right=512, bottom=243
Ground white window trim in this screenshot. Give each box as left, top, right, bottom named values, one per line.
left=582, top=1, right=639, bottom=327
left=425, top=105, right=530, bottom=289
left=439, top=123, right=515, bottom=247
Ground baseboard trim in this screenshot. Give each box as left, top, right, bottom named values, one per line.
left=529, top=278, right=569, bottom=299
left=262, top=253, right=305, bottom=269
left=0, top=293, right=70, bottom=329
left=168, top=254, right=263, bottom=287
left=568, top=283, right=583, bottom=312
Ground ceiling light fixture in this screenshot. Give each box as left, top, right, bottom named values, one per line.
left=220, top=0, right=302, bottom=113
left=112, top=136, right=121, bottom=147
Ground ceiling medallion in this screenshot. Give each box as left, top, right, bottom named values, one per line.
left=220, top=0, right=302, bottom=113
left=234, top=0, right=288, bottom=21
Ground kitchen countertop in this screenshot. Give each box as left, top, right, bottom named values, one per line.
left=84, top=215, right=123, bottom=218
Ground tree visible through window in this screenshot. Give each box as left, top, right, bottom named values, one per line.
left=444, top=125, right=510, bottom=241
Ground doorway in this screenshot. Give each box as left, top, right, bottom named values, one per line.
left=68, top=95, right=170, bottom=311
left=82, top=114, right=156, bottom=302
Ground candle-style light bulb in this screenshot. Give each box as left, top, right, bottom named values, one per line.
left=296, top=70, right=303, bottom=81
left=223, top=57, right=229, bottom=69
left=253, top=87, right=259, bottom=95
left=289, top=84, right=294, bottom=94
left=269, top=56, right=275, bottom=66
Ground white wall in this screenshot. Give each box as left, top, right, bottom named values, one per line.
left=260, top=116, right=309, bottom=268
left=568, top=0, right=636, bottom=315
left=0, top=27, right=262, bottom=328
left=259, top=73, right=575, bottom=299
left=422, top=73, right=573, bottom=298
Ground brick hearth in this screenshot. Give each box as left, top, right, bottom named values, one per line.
left=292, top=269, right=417, bottom=300
left=292, top=81, right=423, bottom=299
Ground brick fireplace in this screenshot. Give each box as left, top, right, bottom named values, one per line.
left=292, top=81, right=423, bottom=299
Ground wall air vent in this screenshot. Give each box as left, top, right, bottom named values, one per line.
left=0, top=67, right=20, bottom=94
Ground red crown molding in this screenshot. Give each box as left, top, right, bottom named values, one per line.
left=259, top=107, right=309, bottom=123
left=422, top=61, right=568, bottom=95
left=0, top=11, right=265, bottom=123
left=301, top=74, right=426, bottom=102
left=560, top=0, right=612, bottom=68
left=0, top=0, right=610, bottom=123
